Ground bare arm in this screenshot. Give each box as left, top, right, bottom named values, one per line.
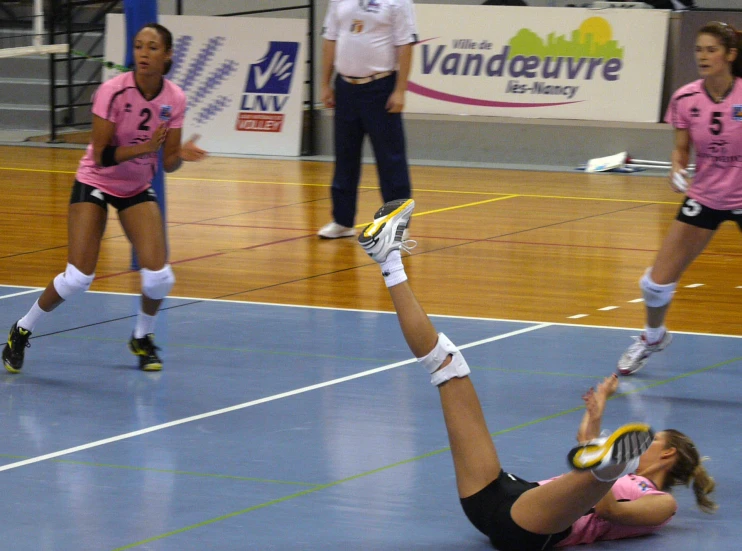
left=671, top=128, right=691, bottom=173
left=386, top=43, right=413, bottom=113
left=576, top=374, right=618, bottom=443
left=668, top=128, right=692, bottom=192
left=161, top=128, right=207, bottom=173
left=321, top=39, right=336, bottom=108
left=91, top=115, right=164, bottom=166
left=594, top=492, right=677, bottom=526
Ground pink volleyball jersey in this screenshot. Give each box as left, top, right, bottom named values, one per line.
left=75, top=72, right=186, bottom=198
left=537, top=473, right=676, bottom=546
left=664, top=77, right=742, bottom=210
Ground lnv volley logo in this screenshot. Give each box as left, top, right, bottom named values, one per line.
left=237, top=41, right=299, bottom=133
left=412, top=17, right=624, bottom=108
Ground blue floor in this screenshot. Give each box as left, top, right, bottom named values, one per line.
left=0, top=285, right=740, bottom=550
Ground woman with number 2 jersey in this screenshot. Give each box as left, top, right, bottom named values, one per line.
left=2, top=23, right=206, bottom=374
left=617, top=21, right=742, bottom=376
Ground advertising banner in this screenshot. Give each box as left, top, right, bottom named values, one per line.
left=406, top=6, right=669, bottom=122
left=106, top=15, right=307, bottom=156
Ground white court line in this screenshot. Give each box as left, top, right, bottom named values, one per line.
left=598, top=306, right=618, bottom=311
left=0, top=288, right=43, bottom=300
left=628, top=298, right=644, bottom=303
left=2, top=285, right=741, bottom=339
left=685, top=283, right=704, bottom=288
left=0, top=322, right=551, bottom=473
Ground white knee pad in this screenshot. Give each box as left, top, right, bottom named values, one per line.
left=141, top=265, right=175, bottom=300
left=417, top=333, right=471, bottom=386
left=640, top=269, right=676, bottom=308
left=53, top=263, right=95, bottom=300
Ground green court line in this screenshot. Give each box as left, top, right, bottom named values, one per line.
left=47, top=333, right=388, bottom=363
left=48, top=335, right=603, bottom=377
left=0, top=455, right=319, bottom=487
left=111, top=355, right=741, bottom=550
left=471, top=365, right=604, bottom=379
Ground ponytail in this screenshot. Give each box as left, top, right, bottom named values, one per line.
left=663, top=429, right=718, bottom=514
left=691, top=461, right=718, bottom=514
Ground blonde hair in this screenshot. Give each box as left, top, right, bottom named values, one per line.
left=663, top=429, right=717, bottom=514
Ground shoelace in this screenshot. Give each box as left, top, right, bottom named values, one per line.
left=626, top=336, right=650, bottom=359
left=400, top=239, right=417, bottom=255
left=15, top=332, right=31, bottom=350
left=145, top=342, right=161, bottom=355
left=137, top=336, right=160, bottom=355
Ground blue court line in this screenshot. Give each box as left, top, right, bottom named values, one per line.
left=0, top=323, right=550, bottom=474
left=0, top=454, right=320, bottom=487
left=109, top=353, right=742, bottom=551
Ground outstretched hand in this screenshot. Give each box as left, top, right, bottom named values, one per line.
left=578, top=374, right=618, bottom=443
left=583, top=374, right=618, bottom=417
left=180, top=134, right=207, bottom=162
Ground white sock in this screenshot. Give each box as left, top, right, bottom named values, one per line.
left=17, top=300, right=48, bottom=332
left=380, top=250, right=407, bottom=288
left=134, top=310, right=157, bottom=339
left=643, top=325, right=666, bottom=344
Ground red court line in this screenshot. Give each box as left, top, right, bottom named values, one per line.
left=73, top=232, right=742, bottom=283
left=485, top=238, right=742, bottom=258
left=94, top=233, right=315, bottom=281
left=169, top=220, right=312, bottom=232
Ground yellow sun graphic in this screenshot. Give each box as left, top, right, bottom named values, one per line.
left=578, top=17, right=612, bottom=47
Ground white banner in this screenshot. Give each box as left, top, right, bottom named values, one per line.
left=105, top=15, right=307, bottom=156
left=407, top=6, right=669, bottom=122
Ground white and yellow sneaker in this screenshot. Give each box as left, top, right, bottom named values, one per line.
left=358, top=199, right=415, bottom=263
left=568, top=423, right=654, bottom=475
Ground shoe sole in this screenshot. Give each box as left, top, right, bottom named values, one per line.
left=318, top=231, right=355, bottom=239
left=3, top=360, right=20, bottom=374
left=3, top=343, right=22, bottom=373
left=618, top=357, right=648, bottom=376
left=360, top=199, right=415, bottom=241
left=128, top=342, right=163, bottom=372
left=568, top=423, right=653, bottom=470
left=141, top=363, right=162, bottom=372
left=617, top=334, right=673, bottom=376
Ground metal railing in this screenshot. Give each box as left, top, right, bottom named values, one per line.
left=45, top=0, right=317, bottom=151
left=48, top=0, right=122, bottom=141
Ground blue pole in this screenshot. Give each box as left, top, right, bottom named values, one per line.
left=124, top=0, right=164, bottom=270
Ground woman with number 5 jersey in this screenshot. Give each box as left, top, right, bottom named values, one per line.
left=2, top=23, right=206, bottom=374
left=618, top=21, right=742, bottom=376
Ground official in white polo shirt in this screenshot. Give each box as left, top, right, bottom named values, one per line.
left=318, top=0, right=418, bottom=239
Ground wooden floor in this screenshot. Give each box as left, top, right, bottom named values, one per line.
left=1, top=145, right=740, bottom=336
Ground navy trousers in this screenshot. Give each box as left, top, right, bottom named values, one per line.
left=331, top=72, right=412, bottom=228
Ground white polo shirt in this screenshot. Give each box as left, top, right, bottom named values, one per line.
left=323, top=0, right=418, bottom=78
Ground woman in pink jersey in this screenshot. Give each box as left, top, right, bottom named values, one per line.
left=2, top=23, right=206, bottom=374
left=355, top=199, right=716, bottom=551
left=618, top=22, right=742, bottom=375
